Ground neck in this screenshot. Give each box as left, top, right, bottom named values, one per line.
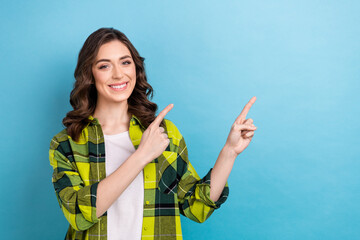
left=92, top=98, right=131, bottom=132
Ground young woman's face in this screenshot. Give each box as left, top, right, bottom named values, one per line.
left=92, top=40, right=136, bottom=105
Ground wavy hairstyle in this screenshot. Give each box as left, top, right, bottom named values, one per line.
left=63, top=27, right=162, bottom=141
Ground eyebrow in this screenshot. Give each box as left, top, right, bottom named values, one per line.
left=95, top=55, right=132, bottom=65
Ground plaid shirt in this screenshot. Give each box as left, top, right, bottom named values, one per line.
left=49, top=114, right=229, bottom=240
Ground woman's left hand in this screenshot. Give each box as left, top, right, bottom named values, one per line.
left=224, top=96, right=257, bottom=157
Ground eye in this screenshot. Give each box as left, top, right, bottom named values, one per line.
left=99, top=65, right=109, bottom=69
left=122, top=60, right=132, bottom=65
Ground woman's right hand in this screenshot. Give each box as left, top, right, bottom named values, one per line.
left=136, top=103, right=174, bottom=165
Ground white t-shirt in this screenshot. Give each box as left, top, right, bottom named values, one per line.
left=104, top=131, right=144, bottom=240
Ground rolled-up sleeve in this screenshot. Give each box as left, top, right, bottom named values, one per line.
left=49, top=136, right=100, bottom=231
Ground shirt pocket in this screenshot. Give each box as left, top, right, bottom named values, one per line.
left=157, top=150, right=180, bottom=195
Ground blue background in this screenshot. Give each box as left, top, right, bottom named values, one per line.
left=1, top=1, right=359, bottom=239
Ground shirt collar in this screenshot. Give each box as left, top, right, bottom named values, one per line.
left=87, top=114, right=145, bottom=129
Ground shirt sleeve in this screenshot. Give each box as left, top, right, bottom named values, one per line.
left=176, top=132, right=229, bottom=223
left=49, top=136, right=101, bottom=231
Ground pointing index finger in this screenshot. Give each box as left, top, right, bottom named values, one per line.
left=152, top=103, right=174, bottom=126
left=236, top=96, right=256, bottom=124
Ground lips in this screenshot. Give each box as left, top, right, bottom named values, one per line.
left=108, top=81, right=129, bottom=91
left=108, top=81, right=129, bottom=86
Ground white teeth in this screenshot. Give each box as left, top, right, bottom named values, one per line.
left=110, top=83, right=127, bottom=89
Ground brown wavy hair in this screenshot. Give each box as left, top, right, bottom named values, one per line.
left=63, top=27, right=163, bottom=141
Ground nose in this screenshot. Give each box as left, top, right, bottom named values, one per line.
left=112, top=65, right=124, bottom=79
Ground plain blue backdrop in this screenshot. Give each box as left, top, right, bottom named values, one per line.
left=0, top=1, right=359, bottom=239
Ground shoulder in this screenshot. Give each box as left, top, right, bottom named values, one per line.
left=50, top=122, right=91, bottom=146
left=163, top=118, right=182, bottom=136
left=49, top=128, right=70, bottom=150
left=52, top=128, right=69, bottom=142
left=163, top=118, right=185, bottom=146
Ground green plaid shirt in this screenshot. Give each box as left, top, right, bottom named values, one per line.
left=49, top=114, right=229, bottom=240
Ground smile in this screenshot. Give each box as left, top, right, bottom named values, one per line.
left=108, top=82, right=128, bottom=91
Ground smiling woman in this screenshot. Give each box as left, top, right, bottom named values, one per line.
left=48, top=27, right=231, bottom=240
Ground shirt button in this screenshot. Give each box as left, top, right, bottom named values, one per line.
left=144, top=226, right=148, bottom=231
left=146, top=174, right=149, bottom=179
left=146, top=201, right=150, bottom=205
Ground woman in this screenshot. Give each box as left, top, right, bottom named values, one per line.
left=49, top=27, right=257, bottom=240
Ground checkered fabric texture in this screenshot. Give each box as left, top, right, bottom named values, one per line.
left=49, top=114, right=229, bottom=240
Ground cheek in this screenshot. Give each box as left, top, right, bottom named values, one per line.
left=126, top=66, right=136, bottom=78
left=93, top=72, right=108, bottom=84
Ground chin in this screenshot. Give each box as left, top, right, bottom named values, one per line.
left=113, top=95, right=131, bottom=103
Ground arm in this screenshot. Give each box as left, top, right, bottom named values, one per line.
left=209, top=145, right=237, bottom=202
left=95, top=150, right=147, bottom=218
left=49, top=136, right=148, bottom=231
left=49, top=136, right=98, bottom=231
left=210, top=96, right=258, bottom=201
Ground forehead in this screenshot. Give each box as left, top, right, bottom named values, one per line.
left=95, top=40, right=131, bottom=59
